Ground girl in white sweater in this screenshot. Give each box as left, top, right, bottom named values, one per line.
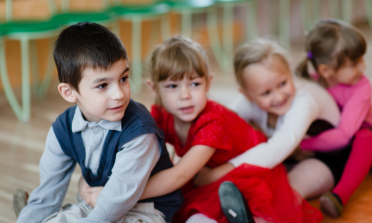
left=194, top=39, right=345, bottom=201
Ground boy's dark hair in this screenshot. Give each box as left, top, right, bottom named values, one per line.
left=54, top=22, right=128, bottom=92
left=297, top=19, right=366, bottom=85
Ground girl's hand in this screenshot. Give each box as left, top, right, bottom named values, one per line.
left=193, top=166, right=213, bottom=186
left=193, top=163, right=235, bottom=187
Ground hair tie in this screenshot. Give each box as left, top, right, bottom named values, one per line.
left=307, top=51, right=313, bottom=59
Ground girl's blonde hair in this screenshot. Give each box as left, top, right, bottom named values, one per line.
left=149, top=36, right=209, bottom=84
left=234, top=39, right=290, bottom=89
left=297, top=19, right=366, bottom=84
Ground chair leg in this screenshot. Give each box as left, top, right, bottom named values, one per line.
left=0, top=39, right=23, bottom=121
left=330, top=0, right=340, bottom=19
left=222, top=3, right=234, bottom=69
left=30, top=40, right=40, bottom=96
left=111, top=20, right=121, bottom=38
left=301, top=0, right=321, bottom=32
left=246, top=0, right=258, bottom=41
left=37, top=37, right=56, bottom=97
left=341, top=0, right=352, bottom=22
left=279, top=0, right=290, bottom=49
left=161, top=14, right=171, bottom=41
left=207, top=7, right=228, bottom=71
left=313, top=0, right=320, bottom=26
left=131, top=17, right=142, bottom=94
left=181, top=10, right=192, bottom=37
left=365, top=0, right=372, bottom=29
left=20, top=38, right=31, bottom=121
left=300, top=0, right=311, bottom=31
left=149, top=20, right=160, bottom=54
left=0, top=38, right=31, bottom=121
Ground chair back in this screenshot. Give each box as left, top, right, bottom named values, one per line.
left=5, top=0, right=58, bottom=22
left=60, top=0, right=111, bottom=12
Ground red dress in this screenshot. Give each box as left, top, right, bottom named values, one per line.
left=151, top=101, right=323, bottom=223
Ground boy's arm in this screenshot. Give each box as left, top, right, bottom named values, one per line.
left=17, top=127, right=76, bottom=223
left=77, top=134, right=160, bottom=223
left=140, top=144, right=215, bottom=200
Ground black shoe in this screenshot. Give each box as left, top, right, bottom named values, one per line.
left=218, top=181, right=255, bottom=223
left=13, top=189, right=29, bottom=217
left=320, top=192, right=344, bottom=218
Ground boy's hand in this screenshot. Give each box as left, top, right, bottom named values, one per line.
left=78, top=176, right=92, bottom=205
left=87, top=187, right=103, bottom=208
left=78, top=176, right=103, bottom=208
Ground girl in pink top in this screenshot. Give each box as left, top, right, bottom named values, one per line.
left=297, top=19, right=372, bottom=218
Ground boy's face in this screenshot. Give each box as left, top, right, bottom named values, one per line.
left=156, top=73, right=210, bottom=124
left=73, top=59, right=130, bottom=123
left=240, top=56, right=295, bottom=116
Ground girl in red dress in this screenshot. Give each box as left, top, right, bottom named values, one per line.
left=140, top=36, right=322, bottom=223
left=79, top=36, right=322, bottom=223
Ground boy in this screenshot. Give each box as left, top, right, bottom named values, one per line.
left=14, top=22, right=182, bottom=223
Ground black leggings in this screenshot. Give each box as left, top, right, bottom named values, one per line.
left=306, top=119, right=352, bottom=185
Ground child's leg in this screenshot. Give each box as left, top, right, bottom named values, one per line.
left=288, top=158, right=334, bottom=199
left=122, top=203, right=166, bottom=223
left=332, top=128, right=372, bottom=204
left=185, top=214, right=269, bottom=223
left=218, top=181, right=255, bottom=223
left=41, top=201, right=91, bottom=223
left=186, top=213, right=217, bottom=223
left=13, top=189, right=29, bottom=217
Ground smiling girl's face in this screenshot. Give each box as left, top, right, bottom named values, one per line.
left=240, top=55, right=296, bottom=116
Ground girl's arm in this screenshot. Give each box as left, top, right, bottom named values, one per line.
left=229, top=92, right=320, bottom=169
left=193, top=163, right=235, bottom=187
left=301, top=78, right=371, bottom=151
left=140, top=145, right=215, bottom=200
left=80, top=145, right=215, bottom=207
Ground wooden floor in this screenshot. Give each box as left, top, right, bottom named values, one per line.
left=2, top=24, right=372, bottom=223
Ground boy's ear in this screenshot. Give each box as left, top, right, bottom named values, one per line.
left=58, top=83, right=77, bottom=103
left=317, top=64, right=334, bottom=80
left=146, top=79, right=159, bottom=97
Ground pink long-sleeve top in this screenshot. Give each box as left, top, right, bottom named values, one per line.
left=301, top=75, right=372, bottom=152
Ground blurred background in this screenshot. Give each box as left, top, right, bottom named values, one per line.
left=1, top=0, right=372, bottom=222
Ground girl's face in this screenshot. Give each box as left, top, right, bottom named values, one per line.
left=328, top=57, right=365, bottom=86
left=156, top=73, right=211, bottom=124
left=240, top=56, right=296, bottom=116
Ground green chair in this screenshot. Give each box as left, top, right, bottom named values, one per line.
left=208, top=0, right=257, bottom=71
left=329, top=0, right=352, bottom=22
left=49, top=0, right=115, bottom=27
left=300, top=0, right=352, bottom=32
left=165, top=0, right=215, bottom=37
left=278, top=0, right=290, bottom=49
left=264, top=0, right=291, bottom=49
left=300, top=0, right=320, bottom=31
left=109, top=1, right=170, bottom=93
left=0, top=0, right=61, bottom=121
left=365, top=0, right=372, bottom=30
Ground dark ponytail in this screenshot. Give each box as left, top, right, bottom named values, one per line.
left=296, top=57, right=312, bottom=80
